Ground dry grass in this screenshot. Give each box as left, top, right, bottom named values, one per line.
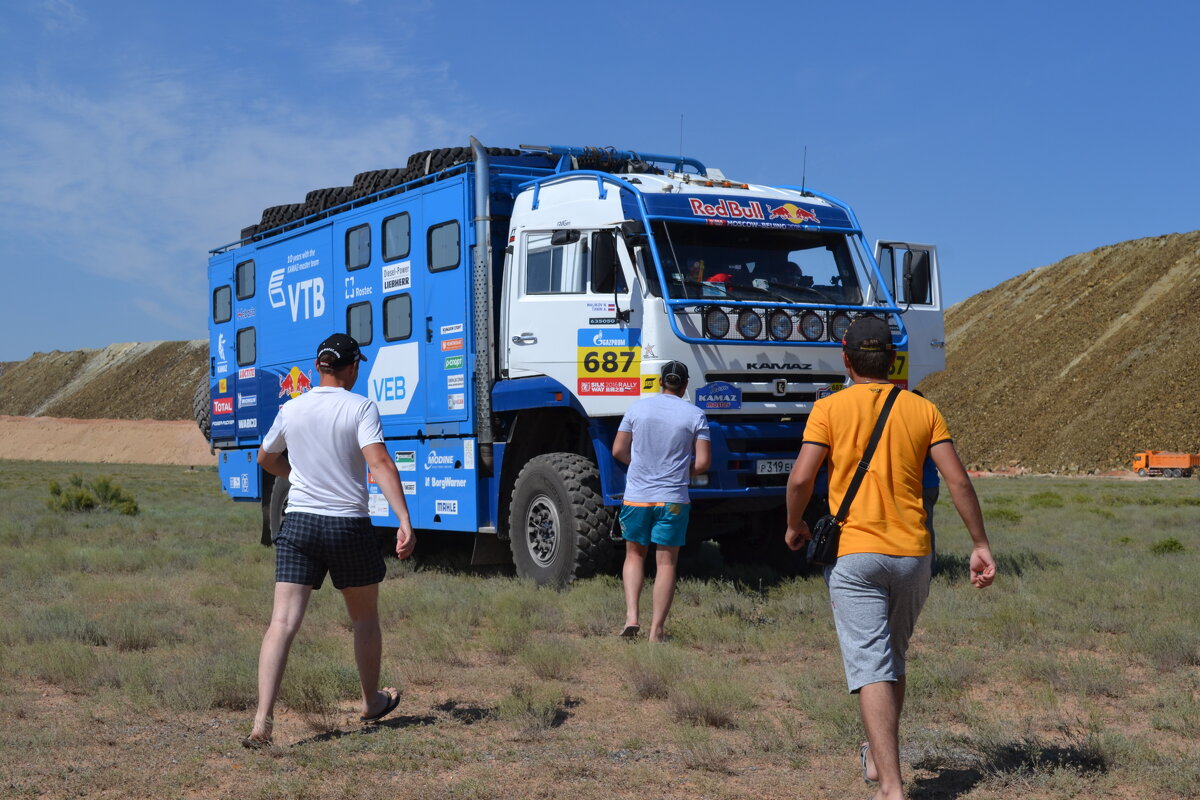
left=1, top=462, right=1198, bottom=799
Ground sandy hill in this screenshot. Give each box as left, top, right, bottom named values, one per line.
left=1, top=231, right=1198, bottom=472
left=919, top=230, right=1200, bottom=473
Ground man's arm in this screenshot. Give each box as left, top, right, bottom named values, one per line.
left=363, top=442, right=416, bottom=560
left=691, top=437, right=711, bottom=476
left=929, top=440, right=995, bottom=588
left=257, top=448, right=290, bottom=480
left=784, top=443, right=827, bottom=551
left=612, top=430, right=632, bottom=466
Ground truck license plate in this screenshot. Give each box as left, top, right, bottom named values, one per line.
left=755, top=459, right=794, bottom=475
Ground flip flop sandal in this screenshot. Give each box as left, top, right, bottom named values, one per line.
left=361, top=688, right=401, bottom=723
left=860, top=742, right=876, bottom=783
left=619, top=625, right=640, bottom=638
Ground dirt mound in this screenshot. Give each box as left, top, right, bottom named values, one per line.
left=918, top=231, right=1200, bottom=473
left=0, top=416, right=215, bottom=466
left=0, top=340, right=206, bottom=420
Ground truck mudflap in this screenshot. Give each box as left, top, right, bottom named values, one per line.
left=218, top=448, right=262, bottom=501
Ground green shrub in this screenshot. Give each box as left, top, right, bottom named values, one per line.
left=624, top=641, right=688, bottom=699
left=517, top=636, right=579, bottom=681
left=1028, top=491, right=1064, bottom=508
left=494, top=682, right=566, bottom=734
left=987, top=508, right=1022, bottom=523
left=47, top=474, right=138, bottom=515
left=669, top=676, right=753, bottom=728
left=1150, top=538, right=1184, bottom=555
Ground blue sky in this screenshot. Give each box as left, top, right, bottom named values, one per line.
left=2, top=0, right=1197, bottom=362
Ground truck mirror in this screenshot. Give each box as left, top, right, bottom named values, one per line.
left=551, top=229, right=581, bottom=246
left=902, top=249, right=931, bottom=304
left=591, top=231, right=624, bottom=294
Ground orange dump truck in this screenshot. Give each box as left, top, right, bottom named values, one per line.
left=1132, top=450, right=1200, bottom=478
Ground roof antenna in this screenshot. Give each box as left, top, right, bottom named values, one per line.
left=678, top=113, right=684, bottom=171
left=801, top=145, right=809, bottom=195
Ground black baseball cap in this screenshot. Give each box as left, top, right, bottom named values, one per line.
left=841, top=316, right=895, bottom=352
left=661, top=360, right=689, bottom=388
left=316, top=333, right=367, bottom=367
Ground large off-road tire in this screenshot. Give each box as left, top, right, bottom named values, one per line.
left=508, top=453, right=615, bottom=587
left=193, top=377, right=211, bottom=442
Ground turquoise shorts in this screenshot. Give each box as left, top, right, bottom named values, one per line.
left=619, top=502, right=690, bottom=548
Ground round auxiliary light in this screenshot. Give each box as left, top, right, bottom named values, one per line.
left=736, top=310, right=763, bottom=339
left=703, top=307, right=730, bottom=339
left=799, top=311, right=823, bottom=341
left=829, top=312, right=853, bottom=343
left=768, top=310, right=794, bottom=341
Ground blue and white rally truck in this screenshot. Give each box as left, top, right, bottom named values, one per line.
left=201, top=139, right=944, bottom=585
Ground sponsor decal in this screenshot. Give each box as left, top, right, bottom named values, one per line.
left=212, top=397, right=233, bottom=415
left=238, top=393, right=257, bottom=408
left=696, top=381, right=743, bottom=410
left=441, top=337, right=464, bottom=351
left=217, top=333, right=227, bottom=362
left=368, top=492, right=390, bottom=517
left=586, top=301, right=616, bottom=313
left=286, top=249, right=318, bottom=273
left=444, top=355, right=464, bottom=370
left=372, top=375, right=407, bottom=402
left=447, top=374, right=464, bottom=390
left=426, top=476, right=467, bottom=489
left=426, top=449, right=456, bottom=468
left=816, top=386, right=835, bottom=400
left=767, top=203, right=820, bottom=225
left=269, top=267, right=325, bottom=321
left=435, top=499, right=459, bottom=515
left=401, top=481, right=416, bottom=495
left=440, top=323, right=464, bottom=336
left=218, top=378, right=227, bottom=394
left=238, top=367, right=255, bottom=379
left=576, top=328, right=642, bottom=396
left=395, top=451, right=416, bottom=472
left=463, top=440, right=475, bottom=471
left=236, top=306, right=256, bottom=320
left=589, top=317, right=618, bottom=325
left=237, top=417, right=256, bottom=429
left=278, top=366, right=313, bottom=399
left=448, top=393, right=465, bottom=411
left=746, top=362, right=813, bottom=370
left=343, top=276, right=373, bottom=300
left=367, top=343, right=420, bottom=415
left=640, top=375, right=659, bottom=394
left=382, top=261, right=411, bottom=293
left=229, top=475, right=241, bottom=489
left=688, top=197, right=765, bottom=221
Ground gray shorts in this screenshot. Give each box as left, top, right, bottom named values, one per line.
left=826, top=552, right=931, bottom=693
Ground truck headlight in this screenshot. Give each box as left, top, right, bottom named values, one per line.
left=799, top=311, right=823, bottom=341
left=704, top=307, right=730, bottom=339
left=736, top=310, right=762, bottom=339
left=769, top=311, right=794, bottom=341
left=830, top=312, right=852, bottom=343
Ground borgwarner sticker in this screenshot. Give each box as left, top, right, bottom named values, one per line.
left=696, top=381, right=742, bottom=410
left=435, top=499, right=458, bottom=515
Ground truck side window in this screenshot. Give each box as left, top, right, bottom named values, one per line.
left=428, top=221, right=459, bottom=272
left=525, top=233, right=586, bottom=294
left=236, top=327, right=256, bottom=366
left=235, top=260, right=255, bottom=300
left=383, top=294, right=412, bottom=341
left=347, top=301, right=373, bottom=345
left=383, top=213, right=410, bottom=261
left=213, top=286, right=232, bottom=323
left=347, top=224, right=371, bottom=270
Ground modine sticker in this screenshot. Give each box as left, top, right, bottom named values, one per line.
left=440, top=323, right=464, bottom=336
left=696, top=381, right=742, bottom=410
left=448, top=393, right=465, bottom=410
left=426, top=449, right=455, bottom=469
left=382, top=261, right=411, bottom=293
left=576, top=328, right=641, bottom=396
left=395, top=451, right=416, bottom=472
left=435, top=499, right=459, bottom=515
left=447, top=374, right=464, bottom=390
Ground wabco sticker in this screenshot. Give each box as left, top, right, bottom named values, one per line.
left=238, top=367, right=255, bottom=379
left=440, top=323, right=464, bottom=336
left=441, top=338, right=464, bottom=351
left=444, top=355, right=463, bottom=370
left=696, top=381, right=742, bottom=410
left=395, top=451, right=416, bottom=472
left=448, top=393, right=465, bottom=410
left=435, top=500, right=458, bottom=516
left=278, top=367, right=313, bottom=399
left=447, top=374, right=464, bottom=390
left=237, top=418, right=256, bottom=430
left=382, top=261, right=411, bottom=294
left=576, top=328, right=642, bottom=396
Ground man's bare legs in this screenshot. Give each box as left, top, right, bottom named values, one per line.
left=622, top=541, right=648, bottom=630
left=251, top=582, right=313, bottom=741
left=648, top=545, right=680, bottom=642
left=341, top=582, right=396, bottom=717
left=859, top=676, right=907, bottom=800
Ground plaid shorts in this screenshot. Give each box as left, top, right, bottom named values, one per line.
left=274, top=512, right=385, bottom=590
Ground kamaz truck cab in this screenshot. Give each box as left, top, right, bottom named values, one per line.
left=203, top=139, right=944, bottom=585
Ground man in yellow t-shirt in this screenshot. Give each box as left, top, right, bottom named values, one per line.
left=784, top=316, right=996, bottom=800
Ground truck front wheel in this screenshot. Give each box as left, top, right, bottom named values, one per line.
left=508, top=453, right=614, bottom=587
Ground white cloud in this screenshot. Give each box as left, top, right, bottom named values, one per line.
left=37, top=0, right=85, bottom=33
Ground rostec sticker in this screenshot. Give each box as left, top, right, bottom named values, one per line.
left=444, top=355, right=464, bottom=370
left=576, top=328, right=641, bottom=396
left=382, top=261, right=411, bottom=293
left=441, top=337, right=464, bottom=351
left=212, top=397, right=233, bottom=415
left=395, top=451, right=416, bottom=472
left=278, top=367, right=313, bottom=399
left=238, top=367, right=255, bottom=379
left=695, top=381, right=742, bottom=410
left=435, top=499, right=459, bottom=516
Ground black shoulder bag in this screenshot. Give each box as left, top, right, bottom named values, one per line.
left=807, top=384, right=901, bottom=566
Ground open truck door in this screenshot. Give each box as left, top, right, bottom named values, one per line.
left=874, top=241, right=946, bottom=387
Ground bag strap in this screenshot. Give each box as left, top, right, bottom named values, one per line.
left=833, top=384, right=901, bottom=523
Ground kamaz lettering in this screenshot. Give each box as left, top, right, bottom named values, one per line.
left=688, top=198, right=764, bottom=221
left=746, top=363, right=813, bottom=370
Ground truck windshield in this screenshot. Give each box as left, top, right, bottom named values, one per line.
left=647, top=221, right=864, bottom=306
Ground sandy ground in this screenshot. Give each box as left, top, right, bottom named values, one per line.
left=0, top=415, right=216, bottom=466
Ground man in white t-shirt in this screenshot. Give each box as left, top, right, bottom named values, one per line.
left=243, top=333, right=414, bottom=748
left=612, top=361, right=710, bottom=642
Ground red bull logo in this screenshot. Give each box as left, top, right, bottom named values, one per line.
left=688, top=198, right=764, bottom=221
left=768, top=203, right=820, bottom=225
left=278, top=366, right=313, bottom=399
